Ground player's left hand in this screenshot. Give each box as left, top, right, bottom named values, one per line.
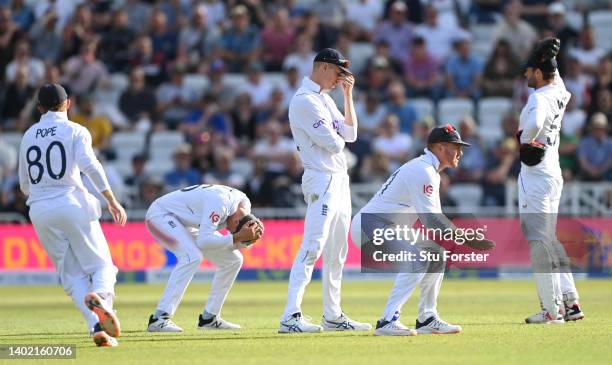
left=108, top=199, right=127, bottom=226
left=464, top=238, right=496, bottom=251
left=535, top=37, right=561, bottom=61
left=339, top=73, right=354, bottom=94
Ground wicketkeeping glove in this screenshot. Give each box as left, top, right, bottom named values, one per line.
left=516, top=130, right=546, bottom=166
left=534, top=37, right=561, bottom=62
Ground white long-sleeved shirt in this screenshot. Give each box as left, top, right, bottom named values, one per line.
left=152, top=184, right=251, bottom=250
left=288, top=77, right=357, bottom=173
left=19, top=111, right=110, bottom=208
left=519, top=71, right=571, bottom=178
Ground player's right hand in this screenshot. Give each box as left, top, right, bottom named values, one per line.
left=108, top=199, right=127, bottom=226
left=233, top=221, right=261, bottom=244
left=464, top=238, right=496, bottom=251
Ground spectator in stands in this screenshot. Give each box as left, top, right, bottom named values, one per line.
left=500, top=111, right=519, bottom=138
left=589, top=55, right=612, bottom=115
left=564, top=56, right=591, bottom=108
left=578, top=113, right=612, bottom=181
left=283, top=34, right=316, bottom=79
left=203, top=60, right=233, bottom=108
left=5, top=40, right=44, bottom=86
left=219, top=5, right=261, bottom=73
left=0, top=175, right=29, bottom=220
left=546, top=2, right=578, bottom=74
left=482, top=39, right=521, bottom=98
left=29, top=9, right=61, bottom=63
left=345, top=0, right=384, bottom=41
left=0, top=7, right=25, bottom=82
left=243, top=156, right=271, bottom=207
left=128, top=35, right=166, bottom=87
left=359, top=150, right=392, bottom=183
left=403, top=36, right=441, bottom=99
left=0, top=129, right=17, bottom=186
left=439, top=172, right=458, bottom=209
left=470, top=0, right=506, bottom=24
left=559, top=99, right=583, bottom=181
left=445, top=36, right=483, bottom=100
left=359, top=55, right=393, bottom=100
left=60, top=3, right=95, bottom=60
left=355, top=91, right=387, bottom=141
left=230, top=92, right=257, bottom=147
left=592, top=89, right=612, bottom=123
left=240, top=62, right=273, bottom=108
left=410, top=116, right=435, bottom=156
left=492, top=0, right=538, bottom=60
left=156, top=65, right=199, bottom=129
left=520, top=0, right=555, bottom=30
left=482, top=137, right=520, bottom=206
left=178, top=5, right=219, bottom=71
left=124, top=153, right=149, bottom=196
left=252, top=120, right=294, bottom=176
left=374, top=1, right=413, bottom=62
left=261, top=7, right=295, bottom=72
left=1, top=66, right=33, bottom=129
left=183, top=94, right=231, bottom=138
left=62, top=40, right=108, bottom=95
left=453, top=116, right=486, bottom=183
left=372, top=114, right=412, bottom=171
left=164, top=143, right=201, bottom=190
left=133, top=176, right=164, bottom=210
left=386, top=80, right=418, bottom=133
left=119, top=68, right=157, bottom=131
left=159, top=0, right=191, bottom=32
left=280, top=65, right=300, bottom=109
left=299, top=10, right=337, bottom=51
left=257, top=88, right=288, bottom=124
left=71, top=94, right=113, bottom=151
left=10, top=0, right=34, bottom=32
left=148, top=8, right=179, bottom=63
left=569, top=27, right=607, bottom=76
left=98, top=9, right=135, bottom=73
left=267, top=152, right=304, bottom=207
left=414, top=5, right=460, bottom=62
left=336, top=32, right=369, bottom=77
left=203, top=148, right=245, bottom=189
left=124, top=0, right=152, bottom=34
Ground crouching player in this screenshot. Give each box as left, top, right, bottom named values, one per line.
left=351, top=125, right=495, bottom=336
left=145, top=184, right=263, bottom=332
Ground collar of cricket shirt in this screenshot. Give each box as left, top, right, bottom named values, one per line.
left=302, top=76, right=323, bottom=94
left=41, top=111, right=69, bottom=123
left=423, top=148, right=441, bottom=171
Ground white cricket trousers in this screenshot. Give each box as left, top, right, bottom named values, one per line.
left=29, top=193, right=117, bottom=333
left=518, top=172, right=579, bottom=314
left=145, top=203, right=243, bottom=316
left=282, top=169, right=351, bottom=320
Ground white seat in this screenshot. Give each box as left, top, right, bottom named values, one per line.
left=479, top=125, right=504, bottom=143
left=438, top=98, right=474, bottom=127
left=231, top=157, right=253, bottom=177
left=261, top=72, right=285, bottom=89
left=447, top=183, right=483, bottom=208
left=471, top=24, right=496, bottom=45
left=150, top=131, right=184, bottom=147
left=477, top=97, right=513, bottom=141
left=472, top=40, right=494, bottom=62
left=144, top=158, right=174, bottom=178
left=350, top=42, right=375, bottom=74
left=590, top=11, right=612, bottom=50
left=110, top=131, right=147, bottom=161
left=1, top=132, right=23, bottom=151
left=94, top=73, right=129, bottom=106
left=409, top=98, right=435, bottom=119
left=184, top=74, right=210, bottom=94
left=223, top=73, right=247, bottom=92
left=566, top=11, right=583, bottom=31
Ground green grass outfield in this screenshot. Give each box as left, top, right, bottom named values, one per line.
left=1, top=280, right=611, bottom=365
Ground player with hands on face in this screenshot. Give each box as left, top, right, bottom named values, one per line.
left=145, top=184, right=263, bottom=333
left=518, top=37, right=584, bottom=324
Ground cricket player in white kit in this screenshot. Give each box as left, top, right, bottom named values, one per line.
left=279, top=48, right=371, bottom=333
left=517, top=38, right=584, bottom=324
left=19, top=84, right=127, bottom=347
left=351, top=125, right=495, bottom=336
left=145, top=184, right=263, bottom=332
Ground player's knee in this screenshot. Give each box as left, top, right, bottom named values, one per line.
left=230, top=251, right=244, bottom=269
left=529, top=240, right=557, bottom=271
left=303, top=249, right=321, bottom=266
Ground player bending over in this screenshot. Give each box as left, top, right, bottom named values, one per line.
left=351, top=125, right=495, bottom=336
left=518, top=38, right=584, bottom=324
left=145, top=184, right=263, bottom=332
left=19, top=84, right=127, bottom=347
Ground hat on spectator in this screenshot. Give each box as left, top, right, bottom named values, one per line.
left=37, top=83, right=68, bottom=109
left=591, top=113, right=608, bottom=129
left=174, top=143, right=192, bottom=156
left=231, top=5, right=248, bottom=17
left=549, top=2, right=566, bottom=15
left=427, top=123, right=470, bottom=146
left=314, top=48, right=352, bottom=75
left=391, top=1, right=407, bottom=12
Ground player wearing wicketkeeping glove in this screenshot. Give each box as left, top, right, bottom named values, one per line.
left=518, top=37, right=584, bottom=324
left=144, top=184, right=263, bottom=333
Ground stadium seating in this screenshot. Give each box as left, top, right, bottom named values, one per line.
left=438, top=98, right=474, bottom=126
left=409, top=98, right=435, bottom=119
left=477, top=97, right=513, bottom=142
left=1, top=132, right=23, bottom=152
left=447, top=183, right=484, bottom=209
left=589, top=10, right=612, bottom=51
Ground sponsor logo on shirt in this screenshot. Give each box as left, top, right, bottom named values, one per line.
left=313, top=120, right=325, bottom=128
left=209, top=212, right=220, bottom=223
left=423, top=184, right=433, bottom=196
left=332, top=120, right=339, bottom=131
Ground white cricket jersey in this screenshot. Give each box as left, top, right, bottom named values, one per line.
left=19, top=111, right=110, bottom=209
left=152, top=184, right=251, bottom=249
left=519, top=72, right=571, bottom=178
left=358, top=149, right=442, bottom=224
left=288, top=77, right=357, bottom=173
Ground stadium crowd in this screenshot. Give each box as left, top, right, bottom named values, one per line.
left=0, top=0, right=611, bottom=220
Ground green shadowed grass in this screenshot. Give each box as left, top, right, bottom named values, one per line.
left=1, top=280, right=611, bottom=365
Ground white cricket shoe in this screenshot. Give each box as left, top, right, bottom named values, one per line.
left=374, top=317, right=417, bottom=336
left=564, top=303, right=585, bottom=321
left=197, top=314, right=241, bottom=330
left=321, top=313, right=372, bottom=331
left=416, top=316, right=462, bottom=334
left=147, top=314, right=183, bottom=332
left=278, top=313, right=323, bottom=334
left=525, top=310, right=565, bottom=324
